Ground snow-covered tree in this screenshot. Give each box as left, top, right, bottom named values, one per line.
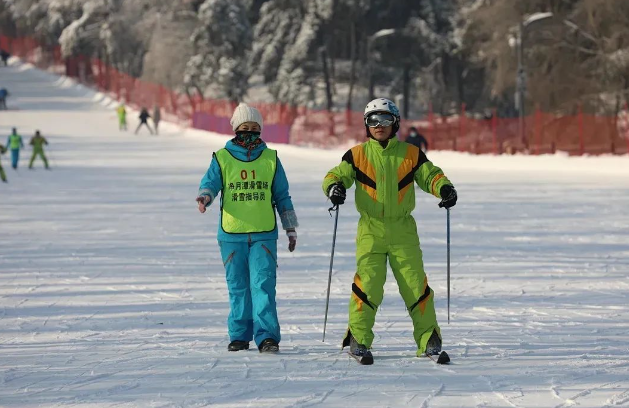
left=24, top=0, right=81, bottom=46
left=462, top=0, right=629, bottom=114
left=184, top=0, right=252, bottom=102
left=99, top=18, right=146, bottom=77
left=267, top=0, right=335, bottom=105
left=58, top=0, right=109, bottom=58
left=140, top=10, right=196, bottom=89
left=251, top=0, right=305, bottom=84
left=0, top=0, right=19, bottom=37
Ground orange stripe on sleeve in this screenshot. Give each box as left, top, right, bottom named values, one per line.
left=431, top=174, right=445, bottom=196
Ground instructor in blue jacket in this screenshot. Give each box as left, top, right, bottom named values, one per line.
left=6, top=127, right=24, bottom=169
left=196, top=103, right=299, bottom=353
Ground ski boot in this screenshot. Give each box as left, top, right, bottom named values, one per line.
left=258, top=338, right=279, bottom=353
left=425, top=330, right=442, bottom=356
left=348, top=333, right=373, bottom=365
left=424, top=331, right=450, bottom=364
left=227, top=340, right=249, bottom=351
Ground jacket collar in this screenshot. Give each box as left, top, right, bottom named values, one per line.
left=368, top=136, right=398, bottom=151
left=225, top=139, right=267, bottom=160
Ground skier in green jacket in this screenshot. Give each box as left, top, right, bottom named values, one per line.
left=28, top=130, right=49, bottom=169
left=322, top=98, right=458, bottom=365
left=117, top=104, right=127, bottom=131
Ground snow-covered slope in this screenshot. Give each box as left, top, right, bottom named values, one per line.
left=1, top=59, right=628, bottom=407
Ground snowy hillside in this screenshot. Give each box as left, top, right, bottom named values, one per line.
left=1, top=59, right=629, bottom=407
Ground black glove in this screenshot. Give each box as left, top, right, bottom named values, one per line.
left=438, top=185, right=457, bottom=209
left=328, top=183, right=346, bottom=206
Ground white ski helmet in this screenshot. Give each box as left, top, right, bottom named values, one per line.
left=364, top=98, right=400, bottom=121
left=363, top=98, right=401, bottom=136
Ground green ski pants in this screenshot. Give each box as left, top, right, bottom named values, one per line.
left=344, top=214, right=440, bottom=355
left=29, top=150, right=48, bottom=168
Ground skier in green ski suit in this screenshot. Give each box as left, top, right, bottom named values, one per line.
left=28, top=130, right=49, bottom=169
left=117, top=104, right=127, bottom=131
left=322, top=98, right=458, bottom=364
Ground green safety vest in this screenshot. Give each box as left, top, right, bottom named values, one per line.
left=214, top=148, right=277, bottom=234
left=9, top=134, right=22, bottom=150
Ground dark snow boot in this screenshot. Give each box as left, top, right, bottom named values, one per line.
left=227, top=340, right=249, bottom=351
left=348, top=333, right=373, bottom=365
left=258, top=338, right=279, bottom=353
left=425, top=330, right=442, bottom=356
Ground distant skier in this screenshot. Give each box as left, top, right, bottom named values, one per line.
left=0, top=49, right=9, bottom=66
left=135, top=107, right=154, bottom=135
left=152, top=105, right=161, bottom=135
left=117, top=103, right=127, bottom=131
left=28, top=130, right=49, bottom=169
left=0, top=143, right=7, bottom=182
left=405, top=126, right=429, bottom=152
left=0, top=87, right=9, bottom=110
left=322, top=98, right=457, bottom=365
left=196, top=103, right=299, bottom=353
left=6, top=127, right=24, bottom=169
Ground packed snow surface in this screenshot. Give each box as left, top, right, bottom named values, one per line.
left=1, top=59, right=629, bottom=407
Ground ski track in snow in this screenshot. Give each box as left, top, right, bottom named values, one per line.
left=1, top=58, right=629, bottom=407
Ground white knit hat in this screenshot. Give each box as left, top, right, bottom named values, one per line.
left=230, top=103, right=264, bottom=131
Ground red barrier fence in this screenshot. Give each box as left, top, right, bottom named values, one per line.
left=2, top=35, right=628, bottom=155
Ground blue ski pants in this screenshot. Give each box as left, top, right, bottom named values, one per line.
left=219, top=240, right=280, bottom=346
left=11, top=149, right=19, bottom=169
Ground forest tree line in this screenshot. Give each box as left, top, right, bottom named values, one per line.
left=2, top=0, right=628, bottom=118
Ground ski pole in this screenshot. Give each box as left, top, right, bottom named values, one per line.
left=322, top=205, right=339, bottom=342
left=446, top=207, right=451, bottom=324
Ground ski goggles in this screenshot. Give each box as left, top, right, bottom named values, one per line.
left=365, top=112, right=395, bottom=128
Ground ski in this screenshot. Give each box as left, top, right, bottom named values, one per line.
left=348, top=351, right=374, bottom=365
left=347, top=350, right=448, bottom=365
left=426, top=351, right=450, bottom=364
